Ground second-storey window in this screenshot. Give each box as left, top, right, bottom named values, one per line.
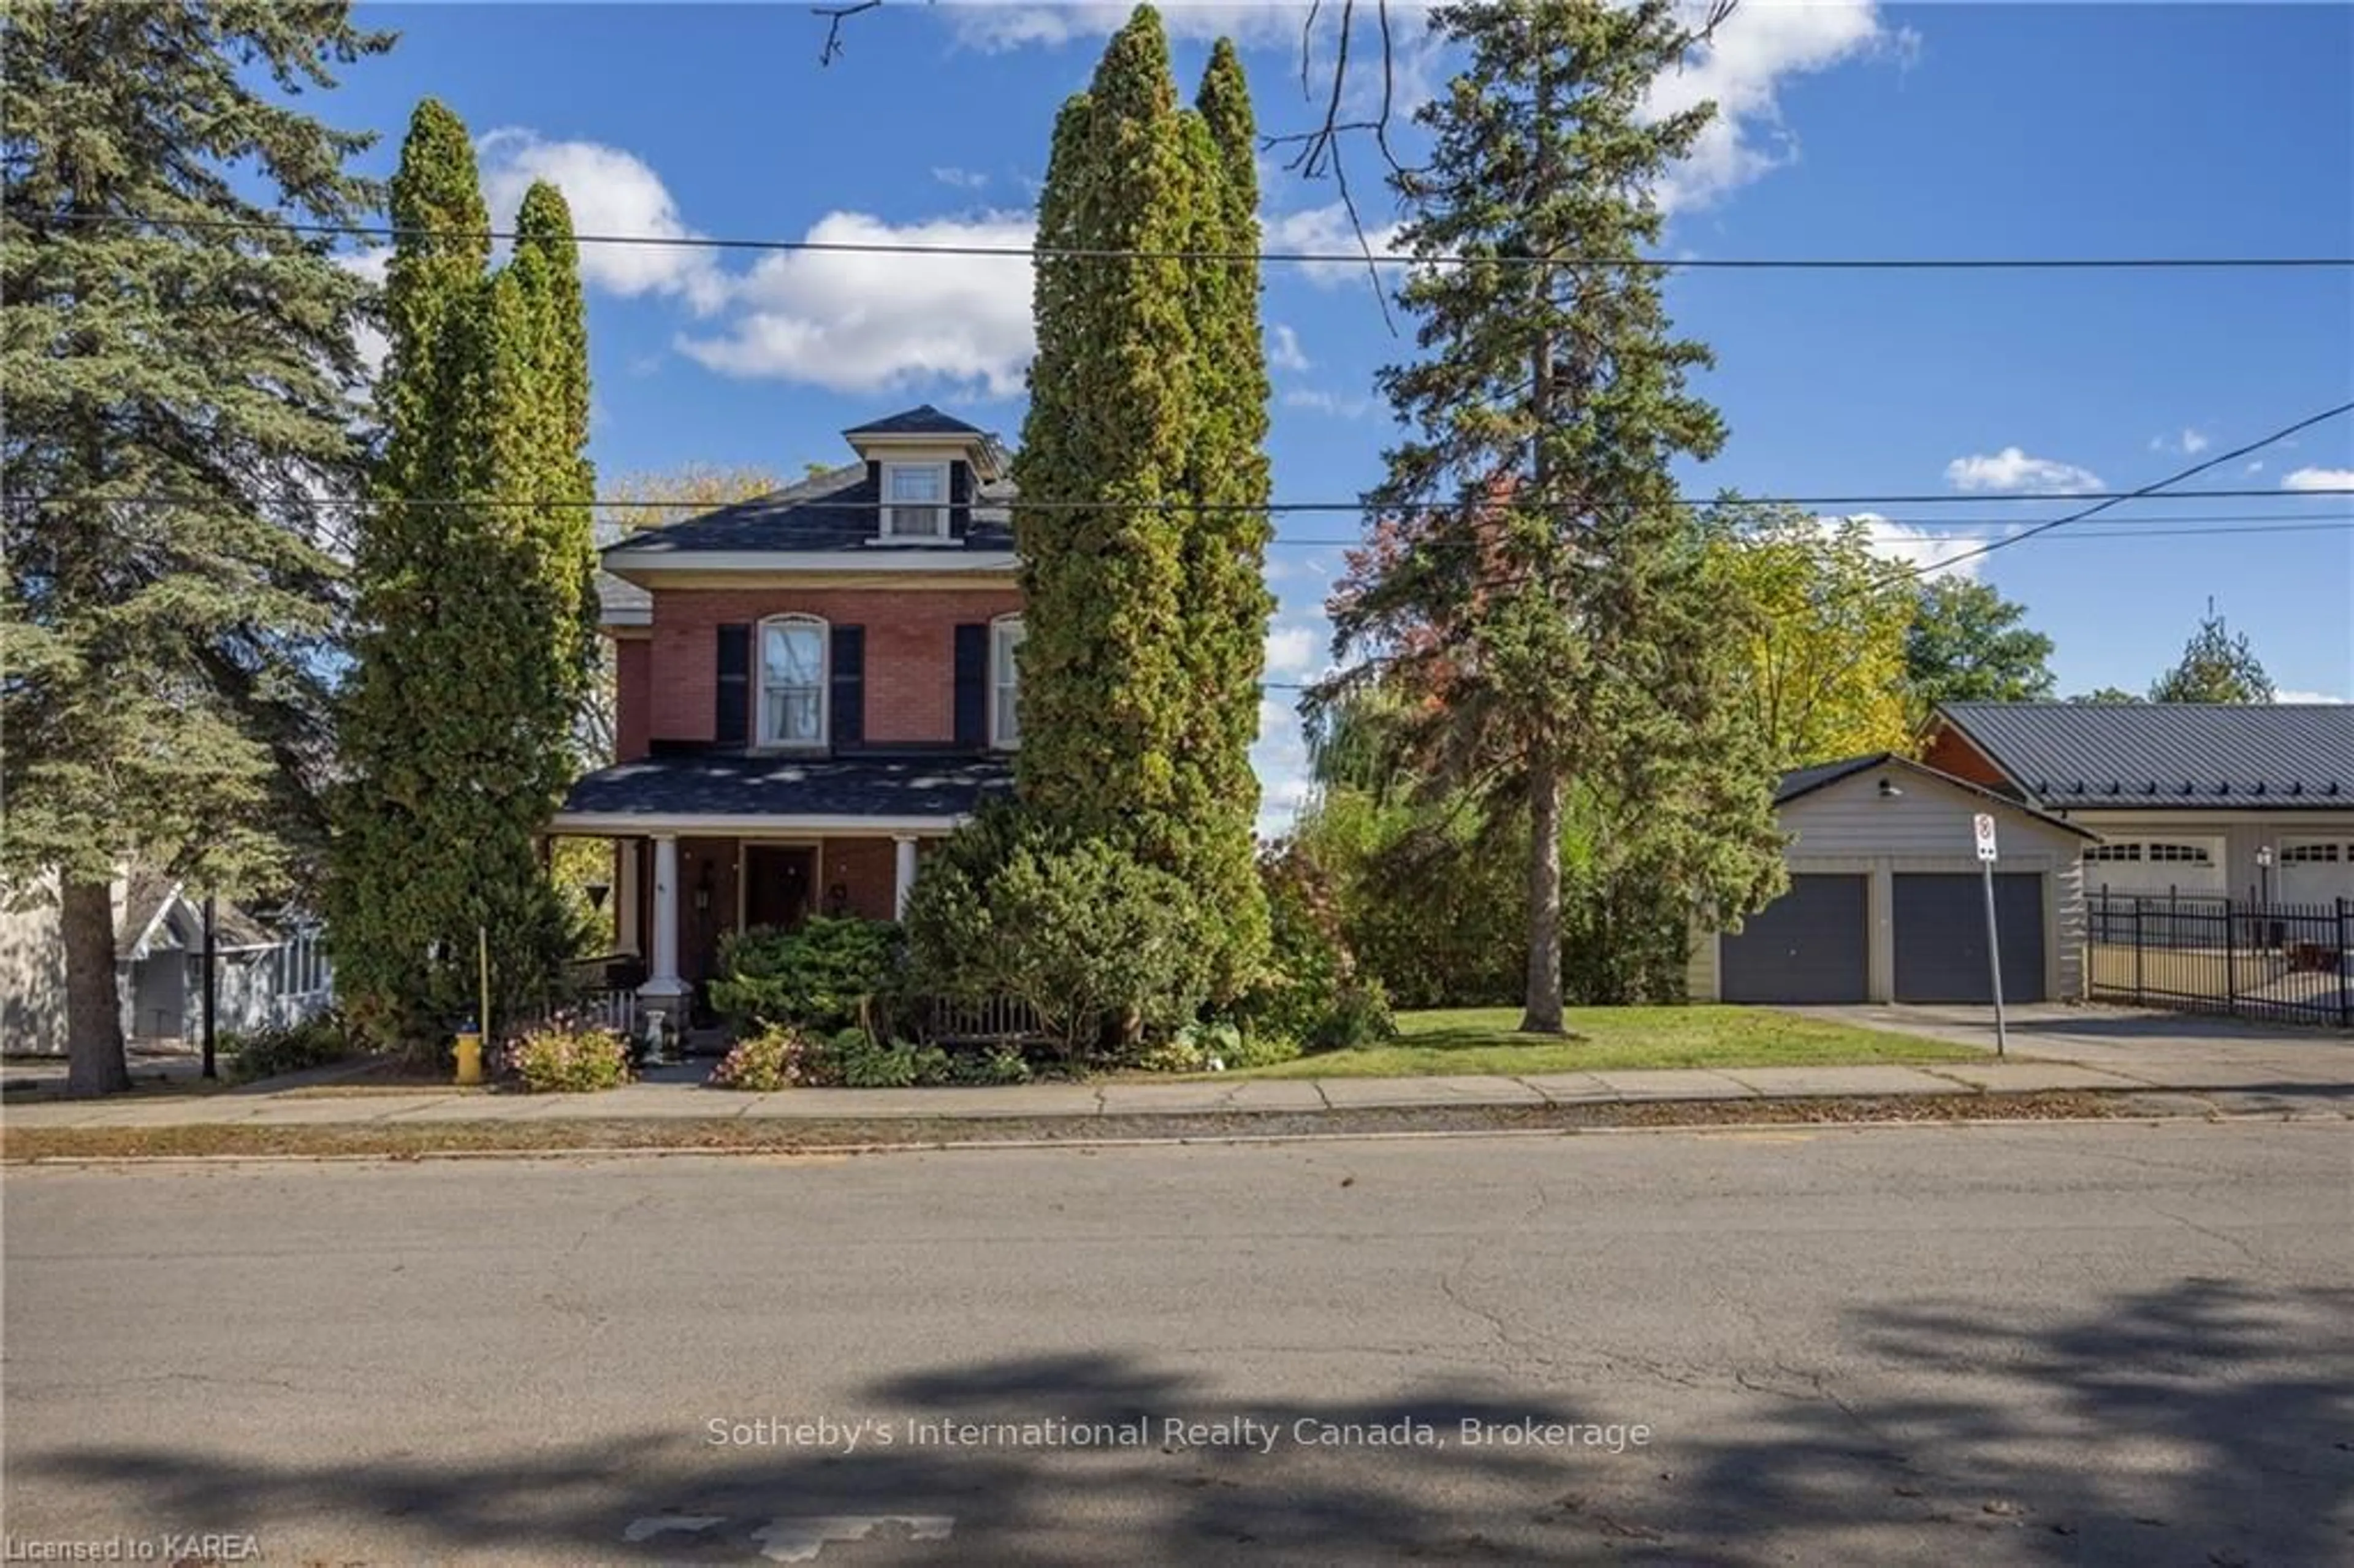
left=991, top=615, right=1024, bottom=748
left=759, top=614, right=827, bottom=747
left=882, top=462, right=949, bottom=540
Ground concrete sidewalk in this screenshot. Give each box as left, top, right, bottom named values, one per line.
left=5, top=1005, right=2349, bottom=1130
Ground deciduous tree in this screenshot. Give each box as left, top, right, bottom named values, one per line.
left=1903, top=576, right=2057, bottom=720
left=1706, top=500, right=1916, bottom=766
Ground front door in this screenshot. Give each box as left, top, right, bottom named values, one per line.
left=743, top=845, right=817, bottom=934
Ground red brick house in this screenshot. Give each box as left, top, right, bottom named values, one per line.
left=554, top=406, right=1024, bottom=1018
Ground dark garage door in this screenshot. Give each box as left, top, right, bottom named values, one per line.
left=1893, top=873, right=2046, bottom=1003
left=1721, top=874, right=1868, bottom=1003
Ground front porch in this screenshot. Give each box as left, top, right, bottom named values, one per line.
left=549, top=752, right=1011, bottom=1027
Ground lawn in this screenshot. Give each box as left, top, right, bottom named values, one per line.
left=1235, top=1006, right=1981, bottom=1078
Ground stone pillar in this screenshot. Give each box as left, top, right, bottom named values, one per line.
left=893, top=835, right=920, bottom=920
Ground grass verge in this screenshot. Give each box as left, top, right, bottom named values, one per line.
left=1238, top=1005, right=1980, bottom=1078
left=0, top=1092, right=2203, bottom=1162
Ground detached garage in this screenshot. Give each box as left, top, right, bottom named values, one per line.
left=1692, top=753, right=2098, bottom=1006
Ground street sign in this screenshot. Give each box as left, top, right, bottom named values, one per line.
left=1973, top=812, right=2007, bottom=1056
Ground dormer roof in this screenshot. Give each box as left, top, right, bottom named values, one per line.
left=842, top=405, right=988, bottom=439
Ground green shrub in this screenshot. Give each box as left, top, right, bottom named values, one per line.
left=821, top=1027, right=954, bottom=1089
left=223, top=1009, right=359, bottom=1084
left=905, top=831, right=1212, bottom=1062
left=1222, top=1029, right=1304, bottom=1069
left=707, top=917, right=901, bottom=1033
left=945, top=1046, right=1033, bottom=1085
left=707, top=1025, right=831, bottom=1090
left=503, top=1019, right=631, bottom=1092
left=1244, top=841, right=1397, bottom=1053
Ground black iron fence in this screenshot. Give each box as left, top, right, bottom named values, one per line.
left=2087, top=892, right=2353, bottom=1027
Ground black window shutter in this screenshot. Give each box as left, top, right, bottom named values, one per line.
left=953, top=623, right=988, bottom=749
left=950, top=460, right=972, bottom=540
left=829, top=625, right=864, bottom=749
left=715, top=624, right=750, bottom=747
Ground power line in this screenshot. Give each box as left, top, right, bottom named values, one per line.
left=15, top=485, right=2351, bottom=514
left=1260, top=514, right=2354, bottom=547
left=1854, top=402, right=2354, bottom=590
left=31, top=211, right=2354, bottom=272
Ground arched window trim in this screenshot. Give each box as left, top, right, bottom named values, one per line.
left=989, top=612, right=1024, bottom=751
left=755, top=612, right=829, bottom=750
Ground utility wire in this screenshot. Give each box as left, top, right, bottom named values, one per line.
left=1855, top=402, right=2354, bottom=587
left=14, top=485, right=2350, bottom=513
left=29, top=211, right=2354, bottom=272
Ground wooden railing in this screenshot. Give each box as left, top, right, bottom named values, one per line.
left=926, top=995, right=1045, bottom=1045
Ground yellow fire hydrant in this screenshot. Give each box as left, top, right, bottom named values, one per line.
left=454, top=1029, right=485, bottom=1086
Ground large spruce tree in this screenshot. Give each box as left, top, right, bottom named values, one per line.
left=1015, top=6, right=1273, bottom=995
left=2, top=2, right=391, bottom=1094
left=1326, top=0, right=1785, bottom=1032
left=328, top=101, right=598, bottom=1053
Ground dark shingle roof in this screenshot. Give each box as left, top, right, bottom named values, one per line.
left=1774, top=752, right=2099, bottom=838
left=842, top=405, right=988, bottom=438
left=558, top=753, right=1013, bottom=823
left=604, top=463, right=1015, bottom=557
left=1937, top=701, right=2354, bottom=810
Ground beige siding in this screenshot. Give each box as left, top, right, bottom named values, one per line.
left=2062, top=809, right=2354, bottom=902
left=0, top=873, right=66, bottom=1054
left=1693, top=764, right=2089, bottom=1003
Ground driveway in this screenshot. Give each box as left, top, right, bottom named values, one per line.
left=1808, top=1002, right=2354, bottom=1094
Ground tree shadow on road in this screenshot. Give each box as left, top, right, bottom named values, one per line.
left=15, top=1281, right=2353, bottom=1564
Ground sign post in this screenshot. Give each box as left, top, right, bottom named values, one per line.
left=1974, top=812, right=2006, bottom=1057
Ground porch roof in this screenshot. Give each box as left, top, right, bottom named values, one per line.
left=552, top=752, right=1013, bottom=835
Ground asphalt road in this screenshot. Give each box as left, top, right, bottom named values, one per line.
left=5, top=1123, right=2350, bottom=1566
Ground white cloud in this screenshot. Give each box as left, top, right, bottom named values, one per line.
left=931, top=166, right=991, bottom=191
left=1645, top=1, right=1910, bottom=215
left=1251, top=691, right=1316, bottom=840
left=676, top=210, right=1037, bottom=397
left=2150, top=427, right=2210, bottom=456
left=1282, top=387, right=1376, bottom=419
left=476, top=128, right=729, bottom=313
left=338, top=245, right=392, bottom=382
left=1944, top=446, right=2105, bottom=495
left=2245, top=460, right=2265, bottom=474
left=1263, top=623, right=1318, bottom=679
left=1262, top=200, right=1407, bottom=289
left=1840, top=513, right=1984, bottom=582
left=1268, top=322, right=1310, bottom=373
left=2277, top=690, right=2348, bottom=705
left=945, top=2, right=1339, bottom=53
left=2282, top=466, right=2354, bottom=492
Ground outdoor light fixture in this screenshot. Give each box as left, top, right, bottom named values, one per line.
left=585, top=880, right=611, bottom=912
left=1878, top=778, right=1903, bottom=800
left=693, top=863, right=712, bottom=916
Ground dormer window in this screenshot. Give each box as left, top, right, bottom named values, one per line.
left=881, top=462, right=950, bottom=541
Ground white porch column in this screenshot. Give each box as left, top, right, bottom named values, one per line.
left=893, top=835, right=920, bottom=919
left=639, top=834, right=688, bottom=1008
left=614, top=839, right=641, bottom=957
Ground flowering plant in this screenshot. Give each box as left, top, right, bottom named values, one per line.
left=503, top=1016, right=631, bottom=1093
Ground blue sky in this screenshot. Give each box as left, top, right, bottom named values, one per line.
left=333, top=2, right=2354, bottom=827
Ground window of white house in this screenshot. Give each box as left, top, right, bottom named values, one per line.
left=2084, top=844, right=2142, bottom=862
left=991, top=615, right=1024, bottom=748
left=883, top=463, right=949, bottom=540
left=758, top=615, right=826, bottom=747
left=2281, top=843, right=2343, bottom=863
left=2146, top=843, right=2214, bottom=864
